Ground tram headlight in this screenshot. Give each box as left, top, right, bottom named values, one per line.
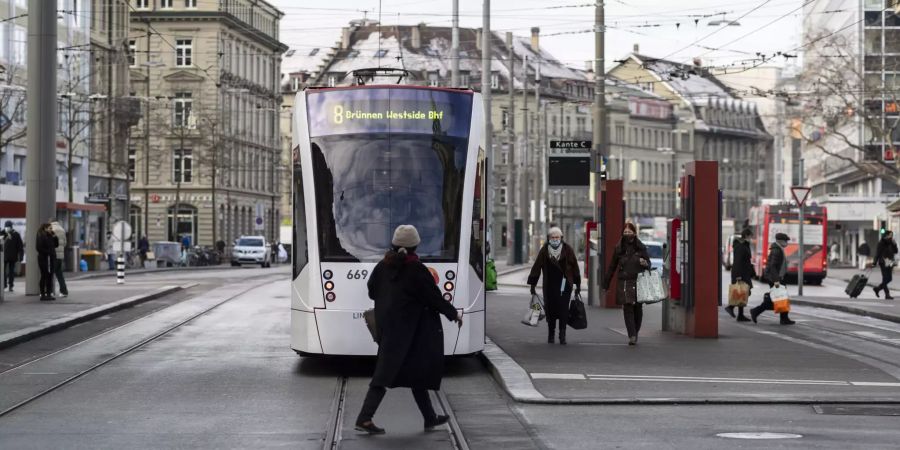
left=445, top=270, right=456, bottom=280
left=444, top=281, right=454, bottom=292
left=323, top=270, right=333, bottom=280
left=324, top=281, right=334, bottom=291
left=443, top=293, right=453, bottom=302
left=325, top=292, right=336, bottom=302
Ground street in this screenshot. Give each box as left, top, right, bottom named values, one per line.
left=0, top=267, right=899, bottom=448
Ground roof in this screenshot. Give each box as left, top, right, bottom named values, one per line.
left=627, top=53, right=734, bottom=104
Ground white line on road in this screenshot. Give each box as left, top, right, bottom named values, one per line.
left=530, top=372, right=900, bottom=387
left=531, top=373, right=586, bottom=380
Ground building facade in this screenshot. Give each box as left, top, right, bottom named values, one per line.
left=128, top=0, right=287, bottom=248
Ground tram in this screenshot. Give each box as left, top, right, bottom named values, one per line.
left=291, top=82, right=486, bottom=356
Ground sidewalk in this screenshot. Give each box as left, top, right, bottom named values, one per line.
left=0, top=276, right=191, bottom=350
left=830, top=267, right=898, bottom=291
left=64, top=263, right=241, bottom=281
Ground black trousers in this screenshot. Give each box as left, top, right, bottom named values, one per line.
left=751, top=281, right=790, bottom=320
left=37, top=253, right=55, bottom=296
left=4, top=261, right=16, bottom=289
left=53, top=258, right=68, bottom=296
left=878, top=265, right=893, bottom=297
left=357, top=386, right=437, bottom=424
left=623, top=302, right=643, bottom=337
left=545, top=288, right=572, bottom=338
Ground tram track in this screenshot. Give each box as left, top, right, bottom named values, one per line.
left=0, top=273, right=283, bottom=419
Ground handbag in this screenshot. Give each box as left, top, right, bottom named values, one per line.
left=770, top=285, right=791, bottom=314
left=728, top=281, right=750, bottom=307
left=636, top=269, right=666, bottom=304
left=521, top=294, right=545, bottom=327
left=363, top=308, right=379, bottom=342
left=567, top=293, right=588, bottom=330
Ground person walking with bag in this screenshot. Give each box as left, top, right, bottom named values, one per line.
left=355, top=225, right=463, bottom=435
left=603, top=223, right=651, bottom=345
left=726, top=228, right=753, bottom=322
left=35, top=223, right=58, bottom=301
left=750, top=233, right=795, bottom=325
left=1, top=221, right=24, bottom=292
left=873, top=231, right=898, bottom=299
left=527, top=227, right=581, bottom=345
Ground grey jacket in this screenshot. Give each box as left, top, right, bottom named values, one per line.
left=50, top=221, right=66, bottom=259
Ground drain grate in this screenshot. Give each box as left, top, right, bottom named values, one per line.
left=813, top=405, right=900, bottom=416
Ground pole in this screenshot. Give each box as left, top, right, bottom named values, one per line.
left=451, top=0, right=460, bottom=87
left=144, top=24, right=151, bottom=242
left=26, top=0, right=58, bottom=296
left=534, top=63, right=544, bottom=244
left=798, top=203, right=804, bottom=297
left=521, top=55, right=530, bottom=260
left=481, top=0, right=493, bottom=256
left=590, top=0, right=606, bottom=299
left=505, top=32, right=516, bottom=265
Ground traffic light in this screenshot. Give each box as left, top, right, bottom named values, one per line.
left=880, top=220, right=887, bottom=235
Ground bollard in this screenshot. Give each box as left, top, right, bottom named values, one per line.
left=116, top=254, right=125, bottom=284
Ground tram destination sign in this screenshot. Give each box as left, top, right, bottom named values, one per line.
left=549, top=140, right=592, bottom=151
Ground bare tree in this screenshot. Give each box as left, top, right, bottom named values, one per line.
left=795, top=30, right=900, bottom=183
left=0, top=65, right=27, bottom=157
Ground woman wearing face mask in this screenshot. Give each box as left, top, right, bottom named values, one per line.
left=527, top=227, right=581, bottom=345
left=603, top=223, right=651, bottom=345
left=750, top=232, right=795, bottom=325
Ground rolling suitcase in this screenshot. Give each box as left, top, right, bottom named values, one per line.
left=845, top=271, right=869, bottom=299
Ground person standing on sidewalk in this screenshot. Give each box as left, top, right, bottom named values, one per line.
left=874, top=231, right=898, bottom=300
left=858, top=240, right=872, bottom=271
left=49, top=219, right=68, bottom=298
left=750, top=233, right=795, bottom=325
left=35, top=223, right=58, bottom=301
left=138, top=236, right=150, bottom=265
left=1, top=221, right=24, bottom=292
left=603, top=222, right=651, bottom=345
left=726, top=228, right=753, bottom=322
left=355, top=225, right=463, bottom=435
left=527, top=227, right=581, bottom=345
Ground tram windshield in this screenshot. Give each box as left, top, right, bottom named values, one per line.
left=307, top=88, right=473, bottom=262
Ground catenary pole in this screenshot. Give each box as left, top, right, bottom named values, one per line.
left=521, top=55, right=530, bottom=260
left=591, top=0, right=606, bottom=294
left=505, top=32, right=516, bottom=265
left=451, top=0, right=460, bottom=87
left=25, top=0, right=58, bottom=296
left=482, top=0, right=493, bottom=256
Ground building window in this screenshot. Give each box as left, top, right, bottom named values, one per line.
left=491, top=72, right=499, bottom=89
left=629, top=160, right=638, bottom=182
left=185, top=0, right=197, bottom=7
left=128, top=146, right=136, bottom=181
left=428, top=72, right=439, bottom=87
left=460, top=72, right=470, bottom=87
left=499, top=187, right=508, bottom=205
left=173, top=93, right=193, bottom=128
left=134, top=0, right=149, bottom=8
left=176, top=39, right=192, bottom=67
left=160, top=0, right=173, bottom=8
left=128, top=40, right=136, bottom=67
left=173, top=149, right=193, bottom=183
left=501, top=109, right=509, bottom=130
left=328, top=75, right=336, bottom=87
left=374, top=49, right=388, bottom=58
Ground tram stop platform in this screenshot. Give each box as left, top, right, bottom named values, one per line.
left=483, top=268, right=900, bottom=405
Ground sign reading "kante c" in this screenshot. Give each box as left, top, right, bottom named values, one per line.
left=549, top=140, right=592, bottom=150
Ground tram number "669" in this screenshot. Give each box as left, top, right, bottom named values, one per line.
left=346, top=269, right=368, bottom=280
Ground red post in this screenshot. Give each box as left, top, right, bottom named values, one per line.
left=684, top=161, right=719, bottom=338
left=600, top=180, right=624, bottom=308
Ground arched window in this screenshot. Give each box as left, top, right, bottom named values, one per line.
left=167, top=203, right=198, bottom=245
left=129, top=205, right=143, bottom=242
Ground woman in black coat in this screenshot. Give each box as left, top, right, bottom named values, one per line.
left=527, top=227, right=581, bottom=345
left=355, top=225, right=462, bottom=435
left=726, top=228, right=753, bottom=322
left=603, top=223, right=650, bottom=345
left=35, top=223, right=58, bottom=301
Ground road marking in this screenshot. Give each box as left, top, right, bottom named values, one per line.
left=531, top=373, right=586, bottom=380
left=530, top=372, right=900, bottom=387
left=717, top=432, right=802, bottom=440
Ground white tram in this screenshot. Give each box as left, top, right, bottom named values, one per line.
left=291, top=84, right=486, bottom=356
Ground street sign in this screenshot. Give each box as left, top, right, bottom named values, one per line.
left=549, top=140, right=591, bottom=150
left=548, top=155, right=590, bottom=187
left=790, top=186, right=811, bottom=207
left=112, top=220, right=132, bottom=240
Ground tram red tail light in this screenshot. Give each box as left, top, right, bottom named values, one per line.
left=324, top=281, right=335, bottom=291
left=444, top=282, right=454, bottom=291
left=326, top=292, right=336, bottom=302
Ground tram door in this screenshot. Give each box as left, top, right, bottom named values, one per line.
left=293, top=152, right=308, bottom=278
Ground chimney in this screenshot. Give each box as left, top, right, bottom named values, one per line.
left=341, top=27, right=351, bottom=49
left=475, top=28, right=482, bottom=51
left=530, top=27, right=540, bottom=53
left=411, top=23, right=425, bottom=49
left=585, top=61, right=593, bottom=72
left=633, top=43, right=639, bottom=53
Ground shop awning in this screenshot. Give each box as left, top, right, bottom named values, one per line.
left=0, top=201, right=107, bottom=217
left=888, top=198, right=900, bottom=214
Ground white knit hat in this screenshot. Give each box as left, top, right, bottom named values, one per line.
left=392, top=224, right=421, bottom=248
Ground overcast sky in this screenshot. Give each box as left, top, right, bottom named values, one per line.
left=269, top=0, right=804, bottom=71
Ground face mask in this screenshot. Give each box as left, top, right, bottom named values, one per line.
left=624, top=234, right=635, bottom=242
left=549, top=239, right=561, bottom=248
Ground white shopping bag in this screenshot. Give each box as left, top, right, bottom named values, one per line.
left=521, top=294, right=545, bottom=327
left=636, top=269, right=667, bottom=304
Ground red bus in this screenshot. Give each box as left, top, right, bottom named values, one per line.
left=748, top=204, right=828, bottom=284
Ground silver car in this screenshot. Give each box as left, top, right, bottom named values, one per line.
left=231, top=236, right=271, bottom=268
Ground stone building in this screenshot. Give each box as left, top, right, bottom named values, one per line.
left=128, top=0, right=287, bottom=248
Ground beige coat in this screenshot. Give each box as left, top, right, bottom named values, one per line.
left=50, top=221, right=66, bottom=259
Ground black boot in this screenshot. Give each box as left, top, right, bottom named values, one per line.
left=355, top=420, right=386, bottom=435
left=424, top=415, right=450, bottom=430
left=559, top=328, right=567, bottom=345
left=874, top=286, right=882, bottom=298
left=548, top=327, right=555, bottom=344
left=750, top=305, right=762, bottom=323
left=779, top=313, right=796, bottom=325
left=885, top=287, right=894, bottom=300
left=736, top=307, right=751, bottom=322
left=725, top=305, right=736, bottom=318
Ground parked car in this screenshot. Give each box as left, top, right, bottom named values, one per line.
left=231, top=236, right=271, bottom=268
left=644, top=241, right=665, bottom=272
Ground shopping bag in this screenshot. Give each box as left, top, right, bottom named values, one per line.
left=486, top=259, right=498, bottom=291
left=728, top=281, right=750, bottom=307
left=521, top=294, right=545, bottom=327
left=770, top=285, right=791, bottom=314
left=636, top=269, right=666, bottom=304
left=567, top=294, right=588, bottom=330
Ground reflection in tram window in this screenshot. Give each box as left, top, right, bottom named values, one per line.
left=311, top=134, right=467, bottom=262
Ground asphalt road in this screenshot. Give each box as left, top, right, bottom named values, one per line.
left=1, top=267, right=899, bottom=449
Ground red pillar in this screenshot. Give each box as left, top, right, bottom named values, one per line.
left=684, top=161, right=719, bottom=337
left=600, top=180, right=624, bottom=308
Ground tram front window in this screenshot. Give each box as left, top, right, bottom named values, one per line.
left=311, top=134, right=467, bottom=262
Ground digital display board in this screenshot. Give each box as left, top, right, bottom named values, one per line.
left=307, top=88, right=473, bottom=138
left=548, top=156, right=590, bottom=187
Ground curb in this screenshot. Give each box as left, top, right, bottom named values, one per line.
left=496, top=265, right=529, bottom=277
left=480, top=336, right=900, bottom=405
left=791, top=298, right=900, bottom=325
left=0, top=283, right=195, bottom=351
left=67, top=265, right=243, bottom=281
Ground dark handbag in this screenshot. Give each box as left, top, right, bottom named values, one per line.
left=363, top=308, right=378, bottom=342
left=567, top=294, right=588, bottom=330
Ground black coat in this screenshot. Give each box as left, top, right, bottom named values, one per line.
left=730, top=238, right=754, bottom=287
left=763, top=243, right=786, bottom=285
left=2, top=229, right=23, bottom=263
left=875, top=238, right=898, bottom=268
left=368, top=255, right=459, bottom=390
left=603, top=238, right=650, bottom=305
left=527, top=242, right=581, bottom=306
left=35, top=231, right=58, bottom=256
